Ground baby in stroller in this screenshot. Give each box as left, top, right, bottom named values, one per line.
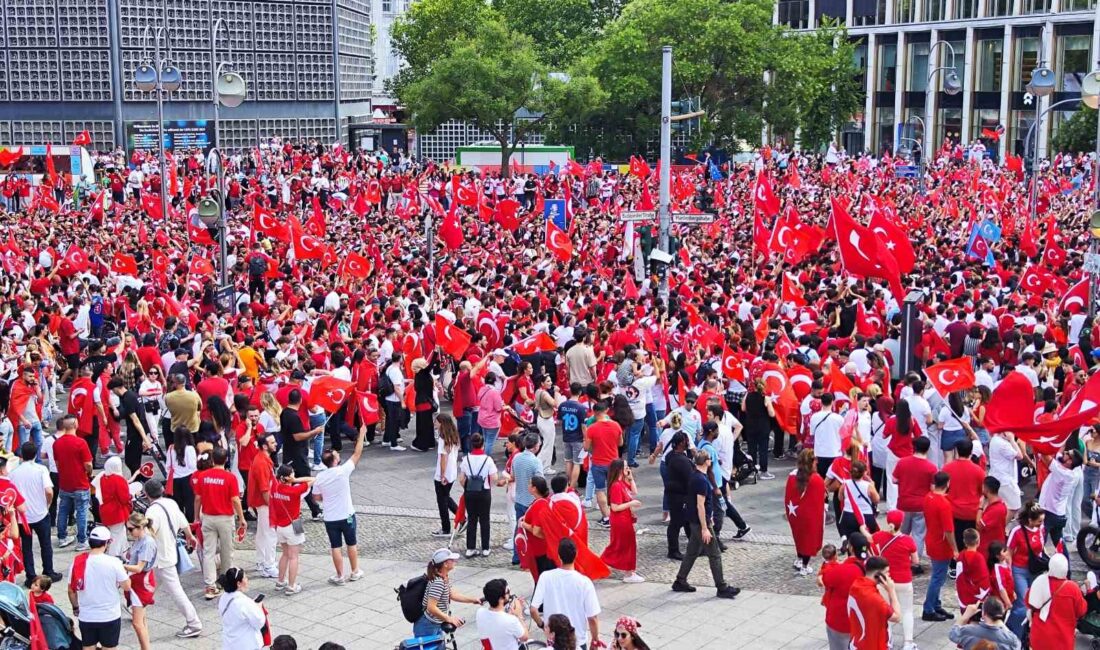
left=1080, top=572, right=1100, bottom=648
left=0, top=581, right=80, bottom=650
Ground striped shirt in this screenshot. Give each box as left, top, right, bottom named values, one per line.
left=422, top=576, right=451, bottom=624
left=512, top=451, right=543, bottom=507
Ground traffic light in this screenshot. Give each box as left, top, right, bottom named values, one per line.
left=671, top=96, right=702, bottom=135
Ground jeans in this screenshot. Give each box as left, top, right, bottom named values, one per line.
left=383, top=399, right=403, bottom=447
left=1085, top=467, right=1100, bottom=519
left=309, top=413, right=326, bottom=463
left=21, top=516, right=54, bottom=578
left=482, top=427, right=500, bottom=457
left=513, top=502, right=529, bottom=564
left=922, top=558, right=949, bottom=615
left=644, top=404, right=659, bottom=452
left=413, top=613, right=442, bottom=638
left=17, top=421, right=43, bottom=461
left=625, top=420, right=645, bottom=466
left=57, top=490, right=89, bottom=544
left=456, top=408, right=472, bottom=454
left=748, top=431, right=770, bottom=472
left=901, top=512, right=927, bottom=558
left=1008, top=565, right=1034, bottom=636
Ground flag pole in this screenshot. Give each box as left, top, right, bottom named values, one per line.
left=657, top=46, right=672, bottom=304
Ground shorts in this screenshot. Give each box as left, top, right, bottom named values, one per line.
left=277, top=524, right=306, bottom=546
left=324, top=515, right=358, bottom=549
left=940, top=429, right=967, bottom=452
left=590, top=464, right=609, bottom=491
left=563, top=441, right=584, bottom=464
left=65, top=353, right=81, bottom=370
left=79, top=619, right=122, bottom=647
left=999, top=481, right=1022, bottom=510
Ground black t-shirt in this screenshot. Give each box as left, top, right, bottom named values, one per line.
left=280, top=407, right=308, bottom=468
left=690, top=470, right=713, bottom=526
left=838, top=302, right=858, bottom=338
left=558, top=400, right=587, bottom=443
left=666, top=450, right=695, bottom=496
left=118, top=390, right=147, bottom=439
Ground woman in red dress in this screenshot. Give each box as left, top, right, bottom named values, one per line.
left=601, top=459, right=644, bottom=583
left=784, top=449, right=826, bottom=576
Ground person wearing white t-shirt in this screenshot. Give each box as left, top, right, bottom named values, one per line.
left=10, top=444, right=59, bottom=584
left=530, top=539, right=601, bottom=649
left=810, top=393, right=845, bottom=477
left=312, top=425, right=366, bottom=585
left=68, top=526, right=131, bottom=650
left=477, top=578, right=529, bottom=650
left=906, top=383, right=938, bottom=466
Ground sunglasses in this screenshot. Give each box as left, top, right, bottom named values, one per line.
left=616, top=632, right=630, bottom=639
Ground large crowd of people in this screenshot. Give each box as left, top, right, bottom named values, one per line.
left=0, top=136, right=1099, bottom=649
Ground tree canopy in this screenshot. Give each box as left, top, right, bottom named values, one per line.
left=1052, top=105, right=1098, bottom=155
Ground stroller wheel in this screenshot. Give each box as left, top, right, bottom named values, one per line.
left=1078, top=525, right=1100, bottom=571
left=1091, top=639, right=1100, bottom=650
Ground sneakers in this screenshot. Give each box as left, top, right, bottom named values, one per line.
left=902, top=643, right=920, bottom=650
left=389, top=445, right=407, bottom=452
left=582, top=499, right=593, bottom=509
left=480, top=549, right=491, bottom=558
left=327, top=575, right=346, bottom=586
left=716, top=585, right=740, bottom=599
left=671, top=579, right=696, bottom=593
left=759, top=472, right=776, bottom=481
left=348, top=570, right=364, bottom=582
left=921, top=611, right=949, bottom=622
left=274, top=581, right=287, bottom=591
left=284, top=583, right=302, bottom=595
left=791, top=559, right=803, bottom=570
left=947, top=567, right=958, bottom=580
left=667, top=551, right=684, bottom=561
left=258, top=568, right=279, bottom=579
left=203, top=586, right=223, bottom=600
left=176, top=626, right=202, bottom=639
left=74, top=542, right=89, bottom=552
left=430, top=529, right=451, bottom=538
left=311, top=463, right=325, bottom=472
left=798, top=565, right=815, bottom=577
left=311, top=511, right=325, bottom=522
left=465, top=549, right=477, bottom=559
left=57, top=537, right=74, bottom=549
left=623, top=573, right=646, bottom=584
left=733, top=527, right=751, bottom=539
left=502, top=540, right=514, bottom=551
left=597, top=517, right=611, bottom=528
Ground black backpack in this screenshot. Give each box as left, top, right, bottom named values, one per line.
left=396, top=574, right=428, bottom=623
left=248, top=255, right=268, bottom=277
left=378, top=367, right=395, bottom=398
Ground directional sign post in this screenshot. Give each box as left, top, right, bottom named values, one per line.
left=895, top=165, right=919, bottom=179
left=671, top=212, right=716, bottom=225
left=619, top=210, right=656, bottom=222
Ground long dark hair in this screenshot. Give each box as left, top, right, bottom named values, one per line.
left=607, top=458, right=626, bottom=487
left=208, top=396, right=232, bottom=433
left=173, top=426, right=194, bottom=466
left=895, top=399, right=912, bottom=436
left=548, top=614, right=576, bottom=650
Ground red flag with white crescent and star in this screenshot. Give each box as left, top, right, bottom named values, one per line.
left=925, top=358, right=977, bottom=396
left=310, top=376, right=355, bottom=413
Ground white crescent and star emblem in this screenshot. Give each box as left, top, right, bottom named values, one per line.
left=775, top=226, right=791, bottom=248
left=1065, top=296, right=1085, bottom=310
left=848, top=231, right=872, bottom=262
left=550, top=230, right=569, bottom=251
left=362, top=395, right=378, bottom=414
left=937, top=369, right=959, bottom=387
left=327, top=389, right=346, bottom=404
left=301, top=236, right=320, bottom=253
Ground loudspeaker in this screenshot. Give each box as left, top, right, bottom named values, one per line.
left=1028, top=66, right=1056, bottom=98
left=943, top=71, right=962, bottom=96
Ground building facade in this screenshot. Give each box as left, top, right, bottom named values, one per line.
left=775, top=0, right=1100, bottom=162
left=1, top=0, right=374, bottom=151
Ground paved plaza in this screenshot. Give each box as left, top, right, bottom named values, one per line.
left=39, top=434, right=1098, bottom=649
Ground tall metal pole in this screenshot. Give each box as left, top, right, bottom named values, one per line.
left=1025, top=98, right=1081, bottom=224
left=657, top=46, right=672, bottom=303
left=154, top=31, right=168, bottom=237
left=425, top=212, right=435, bottom=307
left=1091, top=0, right=1100, bottom=317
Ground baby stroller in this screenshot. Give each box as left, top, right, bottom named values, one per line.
left=0, top=582, right=81, bottom=650
left=1078, top=573, right=1100, bottom=648
left=730, top=439, right=757, bottom=489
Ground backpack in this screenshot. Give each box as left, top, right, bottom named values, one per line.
left=396, top=574, right=428, bottom=623
left=248, top=255, right=268, bottom=277
left=378, top=367, right=395, bottom=398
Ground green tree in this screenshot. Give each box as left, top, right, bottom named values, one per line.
left=492, top=0, right=622, bottom=69
left=399, top=17, right=606, bottom=173
left=1052, top=106, right=1099, bottom=154
left=388, top=0, right=490, bottom=98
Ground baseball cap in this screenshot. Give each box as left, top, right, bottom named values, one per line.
left=89, top=526, right=112, bottom=543
left=886, top=510, right=904, bottom=529
left=431, top=548, right=460, bottom=565
left=491, top=349, right=507, bottom=357
left=290, top=369, right=307, bottom=380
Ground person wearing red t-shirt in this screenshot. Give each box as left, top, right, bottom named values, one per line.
left=871, top=511, right=918, bottom=647
left=976, top=476, right=1008, bottom=560
left=1005, top=502, right=1048, bottom=635
left=955, top=528, right=990, bottom=611
left=53, top=415, right=92, bottom=548
left=893, top=436, right=936, bottom=565
left=821, top=532, right=871, bottom=648
left=195, top=362, right=231, bottom=423
left=234, top=405, right=263, bottom=512
left=921, top=471, right=956, bottom=621
left=517, top=477, right=557, bottom=581
left=247, top=433, right=278, bottom=580
left=944, top=439, right=985, bottom=573
left=194, top=447, right=244, bottom=600
left=847, top=557, right=901, bottom=650
left=583, top=402, right=623, bottom=524
left=1024, top=553, right=1086, bottom=650
left=270, top=464, right=314, bottom=594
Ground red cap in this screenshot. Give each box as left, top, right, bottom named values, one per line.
left=886, top=510, right=904, bottom=529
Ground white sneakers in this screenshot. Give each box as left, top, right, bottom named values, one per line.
left=623, top=574, right=646, bottom=584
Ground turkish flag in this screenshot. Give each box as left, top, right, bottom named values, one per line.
left=366, top=179, right=382, bottom=205
left=688, top=314, right=723, bottom=352
left=72, top=130, right=92, bottom=147
left=435, top=314, right=473, bottom=359
left=310, top=375, right=355, bottom=412
left=351, top=190, right=370, bottom=217
left=830, top=197, right=904, bottom=297
left=1060, top=278, right=1090, bottom=314
left=925, top=357, right=976, bottom=396
left=454, top=178, right=478, bottom=207
left=357, top=390, right=380, bottom=426
left=189, top=256, right=215, bottom=277
left=761, top=362, right=799, bottom=433
left=827, top=363, right=856, bottom=400
left=787, top=365, right=814, bottom=400
left=439, top=206, right=465, bottom=250
left=781, top=275, right=806, bottom=307
left=188, top=221, right=216, bottom=246
left=564, top=159, right=586, bottom=177
left=44, top=143, right=58, bottom=187
left=721, top=345, right=746, bottom=383
left=141, top=192, right=163, bottom=220
left=477, top=312, right=506, bottom=349
left=1019, top=265, right=1054, bottom=297
left=753, top=175, right=780, bottom=217
left=150, top=249, right=168, bottom=274
left=513, top=332, right=557, bottom=356
left=986, top=371, right=1100, bottom=454
left=58, top=245, right=90, bottom=276
left=495, top=198, right=521, bottom=231
left=546, top=220, right=573, bottom=262
left=292, top=230, right=325, bottom=260
left=868, top=209, right=915, bottom=274
left=111, top=253, right=139, bottom=276
left=305, top=197, right=326, bottom=237
left=253, top=204, right=289, bottom=242
left=341, top=251, right=372, bottom=279
left=753, top=211, right=771, bottom=256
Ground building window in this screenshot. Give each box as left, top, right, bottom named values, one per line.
left=924, top=0, right=946, bottom=21
left=878, top=43, right=897, bottom=92
left=1021, top=0, right=1050, bottom=12
left=1014, top=37, right=1041, bottom=92
left=908, top=43, right=929, bottom=92
left=777, top=0, right=810, bottom=29
left=971, top=108, right=1000, bottom=142
left=895, top=0, right=916, bottom=22
left=938, top=107, right=963, bottom=148
left=976, top=39, right=1003, bottom=92
left=875, top=107, right=895, bottom=154
left=382, top=0, right=392, bottom=13
left=852, top=0, right=886, bottom=26
left=1058, top=35, right=1092, bottom=92
left=854, top=42, right=869, bottom=87
left=986, top=0, right=1012, bottom=15
left=1063, top=0, right=1096, bottom=9
left=955, top=0, right=978, bottom=18
left=816, top=0, right=846, bottom=24
left=946, top=41, right=965, bottom=84
left=1009, top=110, right=1036, bottom=157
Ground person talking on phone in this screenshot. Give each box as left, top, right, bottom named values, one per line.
left=846, top=556, right=902, bottom=650
left=477, top=578, right=529, bottom=650
left=217, top=567, right=267, bottom=650
left=948, top=599, right=1021, bottom=650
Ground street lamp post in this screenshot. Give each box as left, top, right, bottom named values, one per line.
left=1023, top=97, right=1078, bottom=225
left=924, top=41, right=962, bottom=173
left=133, top=26, right=181, bottom=234
left=900, top=115, right=927, bottom=194
left=198, top=149, right=231, bottom=314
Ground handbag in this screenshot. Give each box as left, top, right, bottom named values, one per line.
left=1025, top=532, right=1050, bottom=575
left=274, top=482, right=306, bottom=535
left=153, top=502, right=195, bottom=574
